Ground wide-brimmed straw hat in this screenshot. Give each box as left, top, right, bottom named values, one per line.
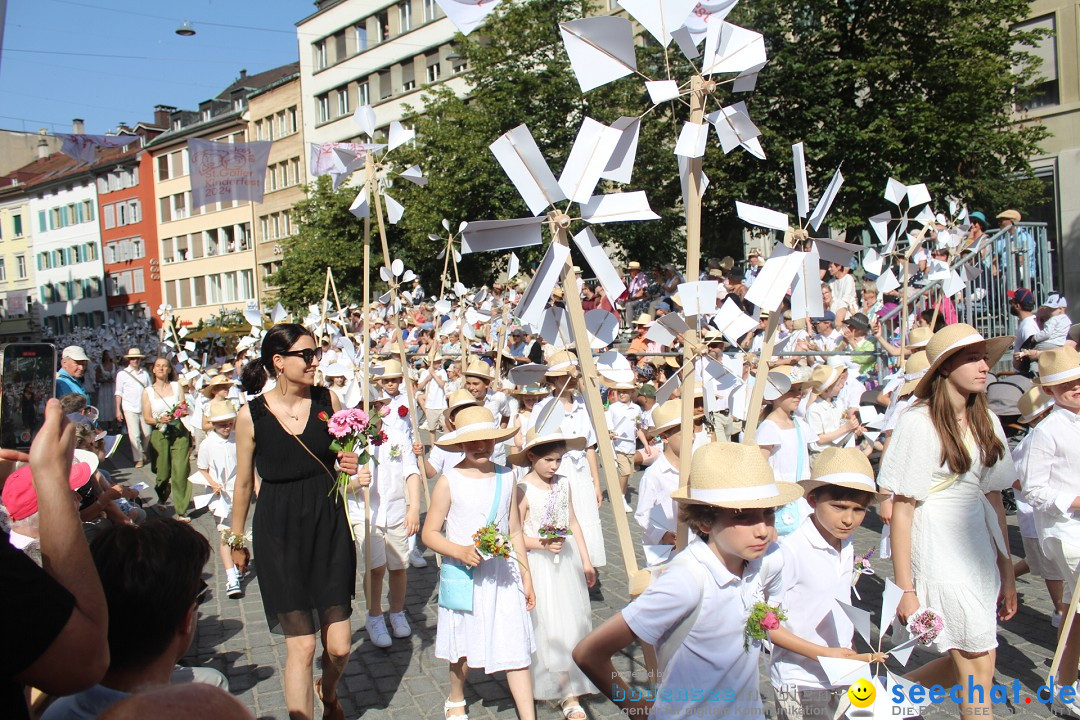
left=648, top=398, right=703, bottom=436
left=375, top=359, right=404, bottom=380
left=544, top=351, right=578, bottom=378
left=631, top=313, right=652, bottom=326
left=445, top=388, right=479, bottom=415
left=898, top=351, right=930, bottom=397
left=463, top=360, right=495, bottom=381
left=907, top=326, right=933, bottom=350
left=201, top=375, right=234, bottom=397
left=123, top=347, right=145, bottom=359
left=913, top=323, right=1013, bottom=399
left=1018, top=387, right=1055, bottom=424
left=810, top=364, right=845, bottom=393
left=506, top=429, right=587, bottom=466
left=435, top=406, right=518, bottom=449
left=1035, top=346, right=1080, bottom=388
left=672, top=442, right=803, bottom=509
left=207, top=399, right=238, bottom=423
left=799, top=447, right=886, bottom=502
left=606, top=379, right=638, bottom=391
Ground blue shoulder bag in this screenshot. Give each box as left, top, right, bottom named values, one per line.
left=438, top=468, right=503, bottom=612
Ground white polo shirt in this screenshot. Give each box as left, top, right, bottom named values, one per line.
left=605, top=401, right=642, bottom=454
left=623, top=536, right=782, bottom=717
left=197, top=431, right=237, bottom=495
left=1022, top=406, right=1080, bottom=548
left=114, top=367, right=151, bottom=414
left=770, top=519, right=855, bottom=690
left=634, top=452, right=679, bottom=545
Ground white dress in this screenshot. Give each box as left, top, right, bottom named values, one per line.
left=532, top=395, right=606, bottom=567
left=520, top=477, right=597, bottom=700
left=435, top=466, right=535, bottom=672
left=877, top=405, right=1015, bottom=653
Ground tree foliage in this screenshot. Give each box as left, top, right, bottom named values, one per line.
left=281, top=0, right=1048, bottom=302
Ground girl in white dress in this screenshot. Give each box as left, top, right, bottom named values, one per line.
left=509, top=386, right=548, bottom=482
left=511, top=431, right=597, bottom=720
left=532, top=352, right=607, bottom=568
left=756, top=371, right=813, bottom=536
left=878, top=324, right=1016, bottom=719
left=422, top=406, right=537, bottom=720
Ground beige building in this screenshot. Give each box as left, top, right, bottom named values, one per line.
left=0, top=129, right=61, bottom=177
left=147, top=64, right=299, bottom=326
left=247, top=72, right=306, bottom=300
left=1018, top=2, right=1080, bottom=303
left=0, top=194, right=38, bottom=340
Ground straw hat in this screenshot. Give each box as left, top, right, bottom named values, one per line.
left=123, top=347, right=145, bottom=359
left=374, top=359, right=404, bottom=380
left=702, top=328, right=725, bottom=344
left=672, top=442, right=803, bottom=509
left=545, top=351, right=579, bottom=378
left=435, top=406, right=519, bottom=449
left=607, top=379, right=638, bottom=391
left=996, top=209, right=1021, bottom=222
left=463, top=360, right=495, bottom=381
left=907, top=326, right=933, bottom=349
left=799, top=447, right=886, bottom=502
left=810, top=364, right=844, bottom=393
left=220, top=362, right=235, bottom=374
left=898, top=351, right=931, bottom=397
left=1035, top=346, right=1080, bottom=388
left=206, top=399, right=238, bottom=423
left=1018, top=387, right=1055, bottom=424
left=627, top=261, right=642, bottom=270
left=631, top=313, right=652, bottom=326
left=506, top=429, right=587, bottom=466
left=912, top=323, right=1013, bottom=399
left=201, top=374, right=234, bottom=398
left=446, top=388, right=479, bottom=414
left=648, top=398, right=703, bottom=436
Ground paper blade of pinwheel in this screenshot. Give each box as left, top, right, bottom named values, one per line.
left=192, top=492, right=215, bottom=511
left=862, top=248, right=884, bottom=275
left=808, top=168, right=844, bottom=232
left=618, top=0, right=698, bottom=47
left=677, top=156, right=709, bottom=216
left=814, top=237, right=862, bottom=267
left=708, top=103, right=761, bottom=155
left=702, top=21, right=766, bottom=75
left=391, top=258, right=404, bottom=277
left=817, top=657, right=873, bottom=687
left=912, top=205, right=936, bottom=227
left=643, top=544, right=675, bottom=567
left=962, top=262, right=982, bottom=283
left=349, top=187, right=369, bottom=219
left=453, top=281, right=468, bottom=297
left=888, top=621, right=918, bottom=666
left=942, top=270, right=966, bottom=297
left=516, top=242, right=571, bottom=328
left=570, top=227, right=626, bottom=301
left=926, top=259, right=949, bottom=283
left=713, top=298, right=759, bottom=346
left=644, top=320, right=677, bottom=347
left=383, top=192, right=405, bottom=224
left=733, top=63, right=765, bottom=92
left=736, top=201, right=789, bottom=232
left=905, top=183, right=931, bottom=208
left=834, top=600, right=873, bottom=647
left=508, top=363, right=549, bottom=387
left=535, top=396, right=567, bottom=437
left=243, top=306, right=264, bottom=328
left=580, top=191, right=659, bottom=223
left=433, top=0, right=501, bottom=35
left=399, top=165, right=427, bottom=186
left=464, top=307, right=484, bottom=327
left=434, top=299, right=453, bottom=316
left=402, top=270, right=416, bottom=283
left=559, top=16, right=638, bottom=93
left=596, top=350, right=635, bottom=384
left=559, top=117, right=623, bottom=203
left=354, top=105, right=377, bottom=138
left=490, top=125, right=566, bottom=216
left=645, top=80, right=681, bottom=105
left=670, top=26, right=700, bottom=60
left=271, top=302, right=288, bottom=324
left=585, top=309, right=620, bottom=349
left=654, top=371, right=681, bottom=405
left=879, top=577, right=905, bottom=644
left=681, top=0, right=739, bottom=43
left=379, top=266, right=393, bottom=283
left=677, top=281, right=719, bottom=317
left=790, top=243, right=824, bottom=321
left=745, top=245, right=806, bottom=312
left=461, top=217, right=545, bottom=254
left=507, top=252, right=520, bottom=280
left=387, top=121, right=415, bottom=152
left=884, top=177, right=906, bottom=206
left=674, top=121, right=710, bottom=159
left=793, top=142, right=810, bottom=218
left=601, top=116, right=641, bottom=184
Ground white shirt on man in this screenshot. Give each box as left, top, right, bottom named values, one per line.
left=1022, top=405, right=1080, bottom=548
left=115, top=366, right=151, bottom=413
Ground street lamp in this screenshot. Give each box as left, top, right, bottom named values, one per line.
left=175, top=21, right=196, bottom=37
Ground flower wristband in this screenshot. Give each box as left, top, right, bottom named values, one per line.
left=221, top=529, right=247, bottom=550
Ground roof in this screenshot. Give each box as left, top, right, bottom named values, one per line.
left=216, top=63, right=299, bottom=100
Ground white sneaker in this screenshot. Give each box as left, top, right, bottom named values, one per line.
left=1052, top=683, right=1080, bottom=718
left=366, top=614, right=393, bottom=648
left=409, top=548, right=428, bottom=568
left=1054, top=611, right=1063, bottom=629
left=622, top=498, right=633, bottom=512
left=389, top=611, right=412, bottom=638
left=225, top=577, right=242, bottom=599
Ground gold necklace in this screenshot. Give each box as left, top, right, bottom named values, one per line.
left=281, top=397, right=308, bottom=422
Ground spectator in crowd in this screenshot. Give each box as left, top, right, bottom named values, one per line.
left=628, top=315, right=651, bottom=355
left=1009, top=288, right=1039, bottom=375
left=1031, top=292, right=1072, bottom=350
left=837, top=313, right=877, bottom=378
left=998, top=209, right=1036, bottom=285
left=41, top=519, right=220, bottom=720
left=859, top=280, right=883, bottom=319
left=725, top=270, right=749, bottom=301
left=97, top=684, right=252, bottom=720
left=115, top=348, right=152, bottom=469
left=745, top=249, right=764, bottom=285
left=96, top=351, right=117, bottom=433
left=580, top=284, right=599, bottom=312
left=1, top=399, right=109, bottom=720
left=55, top=346, right=90, bottom=402
left=624, top=262, right=649, bottom=327
left=827, top=262, right=856, bottom=326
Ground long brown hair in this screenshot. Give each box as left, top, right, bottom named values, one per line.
left=925, top=374, right=1005, bottom=474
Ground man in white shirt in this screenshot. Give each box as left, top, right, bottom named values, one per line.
left=114, top=348, right=152, bottom=468
left=416, top=360, right=449, bottom=439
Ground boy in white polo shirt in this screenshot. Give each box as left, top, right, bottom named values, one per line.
left=768, top=447, right=886, bottom=720
left=605, top=380, right=647, bottom=512
left=574, top=442, right=801, bottom=719
left=197, top=400, right=241, bottom=598
left=633, top=399, right=698, bottom=558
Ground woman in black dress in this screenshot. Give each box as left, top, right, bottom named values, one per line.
left=230, top=324, right=368, bottom=720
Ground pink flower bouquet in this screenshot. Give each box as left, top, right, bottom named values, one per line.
left=318, top=408, right=383, bottom=499
left=906, top=607, right=945, bottom=647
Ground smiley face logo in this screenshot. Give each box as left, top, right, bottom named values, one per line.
left=848, top=679, right=876, bottom=708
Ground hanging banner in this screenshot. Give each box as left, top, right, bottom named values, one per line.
left=55, top=133, right=139, bottom=164
left=189, top=138, right=272, bottom=210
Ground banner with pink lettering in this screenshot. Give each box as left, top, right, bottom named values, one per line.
left=55, top=133, right=139, bottom=164
left=189, top=138, right=272, bottom=210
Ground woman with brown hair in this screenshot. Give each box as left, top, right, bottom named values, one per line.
left=878, top=323, right=1017, bottom=719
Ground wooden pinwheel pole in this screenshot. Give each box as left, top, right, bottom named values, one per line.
left=548, top=211, right=649, bottom=596
left=365, top=152, right=433, bottom=516
left=897, top=225, right=931, bottom=372
left=359, top=182, right=374, bottom=612
left=494, top=299, right=512, bottom=379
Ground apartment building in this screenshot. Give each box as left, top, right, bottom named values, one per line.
left=0, top=193, right=38, bottom=340
left=147, top=64, right=298, bottom=326
left=296, top=0, right=470, bottom=167
left=248, top=71, right=306, bottom=299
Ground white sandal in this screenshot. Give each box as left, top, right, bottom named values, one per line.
left=560, top=697, right=587, bottom=720
left=443, top=698, right=468, bottom=719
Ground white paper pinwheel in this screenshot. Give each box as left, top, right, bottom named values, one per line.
left=429, top=219, right=467, bottom=298
left=433, top=0, right=502, bottom=36
left=343, top=105, right=426, bottom=226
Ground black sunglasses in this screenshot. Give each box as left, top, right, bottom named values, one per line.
left=278, top=348, right=323, bottom=365
left=195, top=579, right=210, bottom=606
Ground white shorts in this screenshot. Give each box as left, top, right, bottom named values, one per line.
left=1023, top=535, right=1062, bottom=581
left=353, top=521, right=411, bottom=571
left=1048, top=538, right=1080, bottom=603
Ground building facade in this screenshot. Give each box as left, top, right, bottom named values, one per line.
left=247, top=72, right=306, bottom=300
left=0, top=193, right=39, bottom=340
left=296, top=0, right=470, bottom=170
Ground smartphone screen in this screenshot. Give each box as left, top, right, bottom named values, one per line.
left=1, top=343, right=57, bottom=450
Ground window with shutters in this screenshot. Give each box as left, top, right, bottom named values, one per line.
left=15, top=255, right=25, bottom=280
left=401, top=63, right=416, bottom=92
left=104, top=244, right=115, bottom=264
left=103, top=205, right=116, bottom=229
left=133, top=268, right=145, bottom=293
left=399, top=1, right=412, bottom=32
left=1014, top=15, right=1059, bottom=109
left=426, top=53, right=441, bottom=83
left=132, top=238, right=144, bottom=259
left=192, top=275, right=205, bottom=305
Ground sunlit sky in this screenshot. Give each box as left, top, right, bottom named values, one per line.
left=1, top=0, right=306, bottom=135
